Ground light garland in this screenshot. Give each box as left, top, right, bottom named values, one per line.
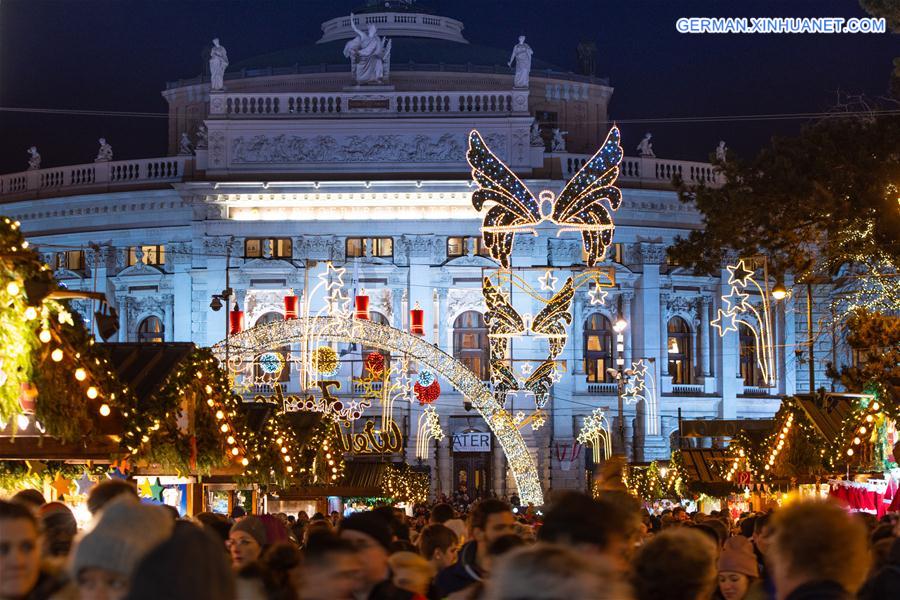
left=712, top=258, right=776, bottom=386
left=622, top=359, right=659, bottom=436
left=577, top=408, right=613, bottom=463
left=215, top=315, right=544, bottom=505
left=416, top=405, right=444, bottom=460
left=382, top=463, right=430, bottom=505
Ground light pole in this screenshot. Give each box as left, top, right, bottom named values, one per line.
left=210, top=245, right=233, bottom=367
left=612, top=316, right=628, bottom=454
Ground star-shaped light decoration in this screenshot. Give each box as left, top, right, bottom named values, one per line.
left=75, top=471, right=96, bottom=496
left=531, top=413, right=546, bottom=431
left=138, top=478, right=154, bottom=498
left=538, top=270, right=558, bottom=291
left=721, top=286, right=750, bottom=313
left=587, top=285, right=608, bottom=306
left=727, top=260, right=755, bottom=287
left=711, top=308, right=739, bottom=335
left=149, top=477, right=165, bottom=501
left=318, top=262, right=346, bottom=290
left=550, top=367, right=563, bottom=384
left=519, top=362, right=534, bottom=376
left=514, top=411, right=526, bottom=425
left=51, top=473, right=71, bottom=499
left=630, top=360, right=648, bottom=379
left=327, top=288, right=351, bottom=315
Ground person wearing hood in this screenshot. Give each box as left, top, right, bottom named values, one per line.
left=434, top=500, right=515, bottom=597
left=69, top=497, right=174, bottom=600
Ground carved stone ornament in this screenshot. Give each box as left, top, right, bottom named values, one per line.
left=446, top=288, right=485, bottom=321
left=298, top=236, right=336, bottom=260
left=547, top=239, right=581, bottom=265
left=230, top=133, right=508, bottom=164
left=666, top=295, right=700, bottom=323
left=208, top=130, right=226, bottom=167
left=124, top=295, right=170, bottom=331
left=635, top=242, right=667, bottom=265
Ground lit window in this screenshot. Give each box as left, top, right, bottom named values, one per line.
left=583, top=242, right=623, bottom=264
left=346, top=237, right=393, bottom=258
left=244, top=238, right=292, bottom=259
left=739, top=324, right=764, bottom=387
left=583, top=313, right=614, bottom=383
left=448, top=236, right=486, bottom=257
left=453, top=311, right=489, bottom=381
left=56, top=250, right=84, bottom=271
left=138, top=316, right=164, bottom=343
left=667, top=317, right=693, bottom=384
left=128, top=245, right=165, bottom=266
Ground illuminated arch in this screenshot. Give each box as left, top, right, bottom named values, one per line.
left=212, top=316, right=543, bottom=505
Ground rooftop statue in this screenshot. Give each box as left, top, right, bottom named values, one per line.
left=209, top=38, right=229, bottom=91
left=716, top=140, right=727, bottom=163
left=27, top=146, right=41, bottom=170
left=179, top=132, right=194, bottom=155
left=195, top=124, right=208, bottom=149
left=343, top=13, right=392, bottom=85
left=508, top=35, right=533, bottom=88
left=95, top=138, right=113, bottom=162
left=530, top=121, right=543, bottom=146
left=637, top=132, right=655, bottom=158
left=551, top=128, right=568, bottom=152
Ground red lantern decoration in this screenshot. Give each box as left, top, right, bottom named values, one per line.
left=410, top=302, right=425, bottom=336
left=354, top=292, right=370, bottom=320
left=414, top=380, right=441, bottom=405
left=229, top=306, right=244, bottom=335
left=364, top=352, right=385, bottom=375
left=284, top=294, right=299, bottom=320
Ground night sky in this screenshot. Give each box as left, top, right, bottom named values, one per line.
left=0, top=0, right=895, bottom=173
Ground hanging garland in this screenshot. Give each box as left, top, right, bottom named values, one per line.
left=382, top=463, right=430, bottom=504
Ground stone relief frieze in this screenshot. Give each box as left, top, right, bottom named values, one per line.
left=666, top=295, right=700, bottom=325
left=547, top=239, right=581, bottom=265
left=446, top=288, right=485, bottom=321
left=229, top=133, right=507, bottom=164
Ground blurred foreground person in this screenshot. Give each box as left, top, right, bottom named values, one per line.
left=340, top=511, right=415, bottom=599
left=85, top=480, right=137, bottom=517
left=228, top=516, right=267, bottom=570
left=769, top=499, right=869, bottom=600
left=484, top=543, right=631, bottom=600
left=300, top=535, right=362, bottom=600
left=631, top=527, right=717, bottom=600
left=125, top=521, right=235, bottom=600
left=0, top=499, right=69, bottom=599
left=387, top=552, right=434, bottom=598
left=71, top=497, right=174, bottom=600
left=38, top=503, right=77, bottom=560
left=859, top=537, right=900, bottom=599
left=417, top=523, right=459, bottom=574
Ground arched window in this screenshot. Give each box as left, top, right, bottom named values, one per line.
left=584, top=313, right=614, bottom=383
left=255, top=312, right=290, bottom=383
left=453, top=311, right=489, bottom=381
left=138, top=316, right=164, bottom=343
left=739, top=324, right=764, bottom=387
left=667, top=317, right=693, bottom=384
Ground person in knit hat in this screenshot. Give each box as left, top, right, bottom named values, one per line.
left=340, top=511, right=417, bottom=600
left=228, top=515, right=267, bottom=570
left=70, top=496, right=174, bottom=600
left=715, top=536, right=765, bottom=600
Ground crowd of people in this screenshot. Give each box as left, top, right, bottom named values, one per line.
left=2, top=478, right=900, bottom=600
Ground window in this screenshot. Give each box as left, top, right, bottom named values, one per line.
left=244, top=238, right=292, bottom=259
left=346, top=237, right=393, bottom=258
left=739, top=324, right=764, bottom=387
left=128, top=245, right=165, bottom=266
left=582, top=242, right=623, bottom=264
left=453, top=311, right=489, bottom=381
left=254, top=312, right=290, bottom=383
left=138, top=316, right=164, bottom=343
left=584, top=313, right=614, bottom=383
left=448, top=236, right=487, bottom=258
left=667, top=317, right=693, bottom=384
left=56, top=250, right=84, bottom=271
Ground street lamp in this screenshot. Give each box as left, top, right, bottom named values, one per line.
left=610, top=315, right=628, bottom=454
left=772, top=280, right=788, bottom=300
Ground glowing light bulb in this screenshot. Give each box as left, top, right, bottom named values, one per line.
left=39, top=330, right=51, bottom=343
left=220, top=424, right=229, bottom=433
left=99, top=404, right=111, bottom=417
left=86, top=386, right=98, bottom=399
left=286, top=466, right=293, bottom=473
left=281, top=446, right=288, bottom=454
left=241, top=458, right=249, bottom=466
left=205, top=385, right=213, bottom=394
left=859, top=426, right=866, bottom=434
left=24, top=306, right=37, bottom=320
left=6, top=282, right=19, bottom=295
left=51, top=349, right=63, bottom=362
left=227, top=436, right=235, bottom=445
left=847, top=448, right=854, bottom=456
left=215, top=410, right=224, bottom=420
left=231, top=447, right=240, bottom=456
left=75, top=368, right=86, bottom=381
left=17, top=414, right=29, bottom=430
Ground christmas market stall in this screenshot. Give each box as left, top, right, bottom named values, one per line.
left=721, top=393, right=899, bottom=515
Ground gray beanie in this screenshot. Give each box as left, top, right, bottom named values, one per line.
left=230, top=515, right=267, bottom=547
left=71, top=497, right=174, bottom=578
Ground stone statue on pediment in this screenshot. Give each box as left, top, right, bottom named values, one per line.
left=209, top=38, right=229, bottom=91
left=716, top=140, right=727, bottom=163
left=508, top=35, right=533, bottom=88
left=195, top=124, right=208, bottom=149
left=95, top=138, right=113, bottom=162
left=27, top=146, right=41, bottom=170
left=530, top=121, right=542, bottom=146
left=637, top=133, right=655, bottom=157
left=179, top=132, right=194, bottom=156
left=551, top=128, right=567, bottom=152
left=343, top=14, right=391, bottom=84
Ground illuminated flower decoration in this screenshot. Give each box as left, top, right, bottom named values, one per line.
left=414, top=380, right=441, bottom=405
left=313, top=346, right=339, bottom=376
left=417, top=369, right=436, bottom=387
left=364, top=352, right=385, bottom=375
left=258, top=351, right=285, bottom=376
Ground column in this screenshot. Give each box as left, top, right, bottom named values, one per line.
left=700, top=296, right=711, bottom=377
left=572, top=293, right=584, bottom=374
left=659, top=291, right=672, bottom=393
left=164, top=296, right=174, bottom=342
left=391, top=287, right=403, bottom=330
left=492, top=443, right=505, bottom=497
left=436, top=288, right=449, bottom=352
left=622, top=292, right=633, bottom=369
left=720, top=266, right=741, bottom=418
left=437, top=435, right=451, bottom=498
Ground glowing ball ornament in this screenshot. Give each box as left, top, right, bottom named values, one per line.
left=364, top=352, right=385, bottom=375
left=258, top=352, right=284, bottom=376
left=313, top=346, right=339, bottom=376
left=414, top=380, right=441, bottom=405
left=417, top=369, right=436, bottom=387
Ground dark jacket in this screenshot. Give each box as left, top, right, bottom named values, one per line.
left=369, top=578, right=417, bottom=600
left=783, top=580, right=851, bottom=600
left=858, top=564, right=900, bottom=600
left=434, top=541, right=483, bottom=597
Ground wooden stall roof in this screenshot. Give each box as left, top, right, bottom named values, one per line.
left=104, top=343, right=197, bottom=403
left=681, top=419, right=775, bottom=438
left=680, top=448, right=730, bottom=483
left=271, top=461, right=388, bottom=499
left=794, top=393, right=858, bottom=443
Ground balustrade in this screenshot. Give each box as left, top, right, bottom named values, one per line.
left=562, top=153, right=723, bottom=187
